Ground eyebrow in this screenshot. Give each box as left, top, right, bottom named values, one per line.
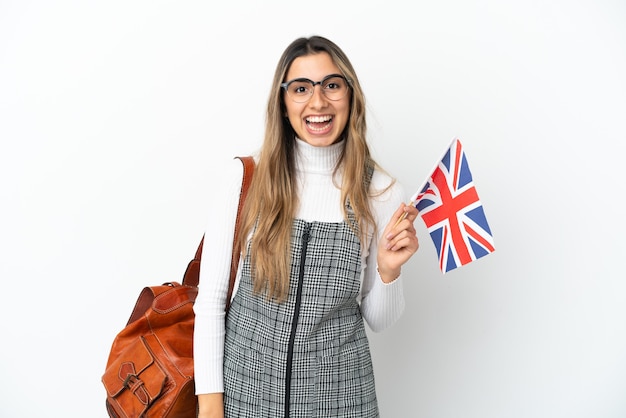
left=283, top=73, right=345, bottom=83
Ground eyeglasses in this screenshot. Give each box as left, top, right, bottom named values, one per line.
left=281, top=74, right=352, bottom=103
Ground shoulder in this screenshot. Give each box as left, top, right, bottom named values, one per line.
left=370, top=165, right=407, bottom=205
left=208, top=156, right=256, bottom=195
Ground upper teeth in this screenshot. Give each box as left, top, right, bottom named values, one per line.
left=307, top=116, right=332, bottom=123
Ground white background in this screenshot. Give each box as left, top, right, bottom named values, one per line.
left=1, top=1, right=625, bottom=417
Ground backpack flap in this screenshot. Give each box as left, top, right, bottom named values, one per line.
left=102, top=336, right=167, bottom=416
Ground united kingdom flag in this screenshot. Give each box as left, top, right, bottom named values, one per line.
left=412, top=137, right=495, bottom=273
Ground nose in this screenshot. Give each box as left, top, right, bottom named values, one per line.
left=308, top=84, right=327, bottom=108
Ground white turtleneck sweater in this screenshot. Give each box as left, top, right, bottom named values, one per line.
left=193, top=139, right=408, bottom=394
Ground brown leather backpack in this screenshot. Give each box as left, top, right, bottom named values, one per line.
left=101, top=156, right=254, bottom=417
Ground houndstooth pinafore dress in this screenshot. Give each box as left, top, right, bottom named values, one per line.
left=223, top=208, right=379, bottom=417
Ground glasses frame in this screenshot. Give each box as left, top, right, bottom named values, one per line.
left=281, top=73, right=352, bottom=103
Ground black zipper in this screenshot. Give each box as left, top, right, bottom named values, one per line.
left=284, top=223, right=312, bottom=418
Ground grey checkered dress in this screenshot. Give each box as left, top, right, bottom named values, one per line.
left=224, top=215, right=379, bottom=417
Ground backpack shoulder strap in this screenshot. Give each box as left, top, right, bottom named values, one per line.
left=182, top=156, right=255, bottom=293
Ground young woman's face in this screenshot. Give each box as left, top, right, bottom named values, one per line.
left=283, top=52, right=351, bottom=147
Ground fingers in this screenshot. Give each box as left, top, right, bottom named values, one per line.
left=378, top=228, right=419, bottom=275
left=399, top=204, right=419, bottom=226
left=385, top=228, right=420, bottom=252
left=388, top=204, right=418, bottom=236
left=384, top=204, right=419, bottom=252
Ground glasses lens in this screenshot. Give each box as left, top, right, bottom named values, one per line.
left=285, top=80, right=314, bottom=103
left=321, top=76, right=348, bottom=101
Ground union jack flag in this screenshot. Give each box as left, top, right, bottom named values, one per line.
left=411, top=138, right=495, bottom=273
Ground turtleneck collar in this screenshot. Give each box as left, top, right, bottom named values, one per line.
left=294, top=138, right=345, bottom=174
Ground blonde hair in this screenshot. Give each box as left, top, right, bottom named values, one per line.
left=239, top=36, right=381, bottom=301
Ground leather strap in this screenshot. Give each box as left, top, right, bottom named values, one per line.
left=182, top=156, right=255, bottom=307
left=225, top=156, right=254, bottom=310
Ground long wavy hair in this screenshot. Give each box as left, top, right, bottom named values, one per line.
left=238, top=35, right=379, bottom=301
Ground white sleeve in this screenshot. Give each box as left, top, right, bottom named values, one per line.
left=360, top=171, right=408, bottom=332
left=193, top=157, right=245, bottom=394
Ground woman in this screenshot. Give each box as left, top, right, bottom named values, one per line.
left=193, top=35, right=420, bottom=418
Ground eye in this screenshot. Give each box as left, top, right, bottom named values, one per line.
left=289, top=81, right=312, bottom=96
left=323, top=77, right=344, bottom=90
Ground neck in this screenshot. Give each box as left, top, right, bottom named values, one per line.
left=294, top=138, right=344, bottom=173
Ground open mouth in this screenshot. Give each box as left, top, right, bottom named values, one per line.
left=305, top=115, right=333, bottom=132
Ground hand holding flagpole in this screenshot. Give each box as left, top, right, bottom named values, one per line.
left=392, top=201, right=414, bottom=229
left=378, top=201, right=420, bottom=283
left=392, top=172, right=432, bottom=228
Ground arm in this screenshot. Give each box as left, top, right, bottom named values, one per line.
left=360, top=173, right=419, bottom=332
left=193, top=158, right=245, bottom=414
